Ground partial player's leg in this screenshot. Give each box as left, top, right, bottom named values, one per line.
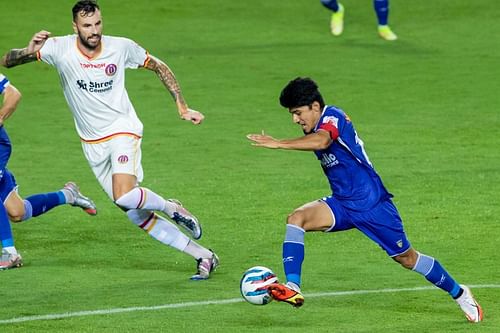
left=0, top=202, right=22, bottom=270
left=321, top=0, right=345, bottom=36
left=114, top=184, right=202, bottom=239
left=374, top=0, right=397, bottom=40
left=268, top=198, right=339, bottom=307
left=126, top=208, right=218, bottom=280
left=0, top=172, right=21, bottom=269
left=358, top=199, right=482, bottom=322
left=108, top=136, right=202, bottom=239
left=394, top=248, right=483, bottom=322
left=5, top=181, right=96, bottom=223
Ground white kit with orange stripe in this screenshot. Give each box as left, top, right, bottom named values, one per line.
left=37, top=34, right=149, bottom=142
left=38, top=35, right=150, bottom=198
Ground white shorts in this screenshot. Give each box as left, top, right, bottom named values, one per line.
left=81, top=134, right=144, bottom=200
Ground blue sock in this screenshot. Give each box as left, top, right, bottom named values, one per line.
left=374, top=0, right=389, bottom=25
left=23, top=191, right=66, bottom=220
left=321, top=0, right=339, bottom=12
left=0, top=203, right=14, bottom=247
left=283, top=224, right=305, bottom=287
left=413, top=252, right=461, bottom=298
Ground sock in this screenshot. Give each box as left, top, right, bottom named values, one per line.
left=2, top=246, right=17, bottom=255
left=126, top=209, right=190, bottom=252
left=283, top=224, right=305, bottom=287
left=0, top=203, right=14, bottom=247
left=116, top=187, right=178, bottom=217
left=321, top=0, right=339, bottom=12
left=374, top=0, right=389, bottom=26
left=412, top=252, right=461, bottom=298
left=22, top=191, right=66, bottom=220
left=183, top=240, right=213, bottom=260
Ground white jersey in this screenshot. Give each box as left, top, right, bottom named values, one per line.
left=38, top=35, right=150, bottom=141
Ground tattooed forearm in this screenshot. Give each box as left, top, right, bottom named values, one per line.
left=145, top=55, right=187, bottom=109
left=1, top=48, right=38, bottom=68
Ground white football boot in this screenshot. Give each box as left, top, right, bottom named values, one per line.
left=455, top=285, right=483, bottom=322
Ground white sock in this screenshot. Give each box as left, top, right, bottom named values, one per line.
left=116, top=187, right=178, bottom=218
left=126, top=209, right=189, bottom=251
left=183, top=240, right=213, bottom=260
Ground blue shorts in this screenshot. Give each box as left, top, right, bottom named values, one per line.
left=321, top=196, right=411, bottom=257
left=0, top=169, right=17, bottom=203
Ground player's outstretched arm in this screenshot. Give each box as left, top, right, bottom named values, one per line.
left=0, top=84, right=22, bottom=126
left=0, top=30, right=51, bottom=68
left=247, top=130, right=332, bottom=151
left=144, top=55, right=204, bottom=124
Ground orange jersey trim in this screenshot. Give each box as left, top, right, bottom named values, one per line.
left=75, top=38, right=103, bottom=61
left=143, top=51, right=151, bottom=68
left=80, top=132, right=142, bottom=144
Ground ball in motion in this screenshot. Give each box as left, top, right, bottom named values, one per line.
left=240, top=266, right=278, bottom=305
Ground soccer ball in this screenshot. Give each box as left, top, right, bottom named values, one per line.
left=240, top=266, right=278, bottom=305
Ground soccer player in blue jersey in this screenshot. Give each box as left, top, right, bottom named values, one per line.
left=247, top=77, right=483, bottom=322
left=321, top=0, right=397, bottom=40
left=0, top=73, right=97, bottom=270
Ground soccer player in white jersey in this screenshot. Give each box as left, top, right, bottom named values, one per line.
left=1, top=0, right=218, bottom=279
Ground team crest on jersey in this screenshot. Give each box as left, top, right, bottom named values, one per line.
left=105, top=64, right=117, bottom=76
left=323, top=116, right=339, bottom=127
left=117, top=155, right=129, bottom=164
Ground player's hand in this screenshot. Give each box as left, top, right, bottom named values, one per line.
left=246, top=131, right=281, bottom=149
left=27, top=30, right=51, bottom=54
left=181, top=108, right=204, bottom=125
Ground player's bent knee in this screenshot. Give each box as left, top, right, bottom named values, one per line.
left=286, top=210, right=306, bottom=228
left=393, top=251, right=417, bottom=269
left=9, top=213, right=24, bottom=223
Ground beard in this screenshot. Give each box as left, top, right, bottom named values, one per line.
left=78, top=31, right=101, bottom=50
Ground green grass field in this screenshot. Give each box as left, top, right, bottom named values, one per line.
left=1, top=0, right=499, bottom=332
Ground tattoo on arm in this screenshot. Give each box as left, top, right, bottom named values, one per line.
left=1, top=48, right=38, bottom=68
left=145, top=55, right=187, bottom=108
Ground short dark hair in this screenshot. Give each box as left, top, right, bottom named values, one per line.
left=72, top=0, right=100, bottom=21
left=279, top=77, right=325, bottom=109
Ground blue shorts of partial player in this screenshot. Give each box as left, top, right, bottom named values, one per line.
left=321, top=196, right=411, bottom=257
left=0, top=169, right=17, bottom=203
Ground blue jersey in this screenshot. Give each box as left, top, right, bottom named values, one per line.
left=0, top=74, right=13, bottom=175
left=313, top=105, right=392, bottom=211
left=0, top=73, right=9, bottom=95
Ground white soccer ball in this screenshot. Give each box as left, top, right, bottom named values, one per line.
left=240, top=266, right=278, bottom=305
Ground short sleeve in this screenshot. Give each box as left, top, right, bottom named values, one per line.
left=37, top=37, right=61, bottom=66
left=124, top=39, right=150, bottom=69
left=318, top=115, right=339, bottom=140
left=0, top=74, right=10, bottom=95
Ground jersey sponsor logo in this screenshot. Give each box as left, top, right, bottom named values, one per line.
left=117, top=155, right=129, bottom=164
left=80, top=62, right=106, bottom=69
left=76, top=79, right=114, bottom=93
left=321, top=153, right=339, bottom=168
left=105, top=64, right=117, bottom=76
